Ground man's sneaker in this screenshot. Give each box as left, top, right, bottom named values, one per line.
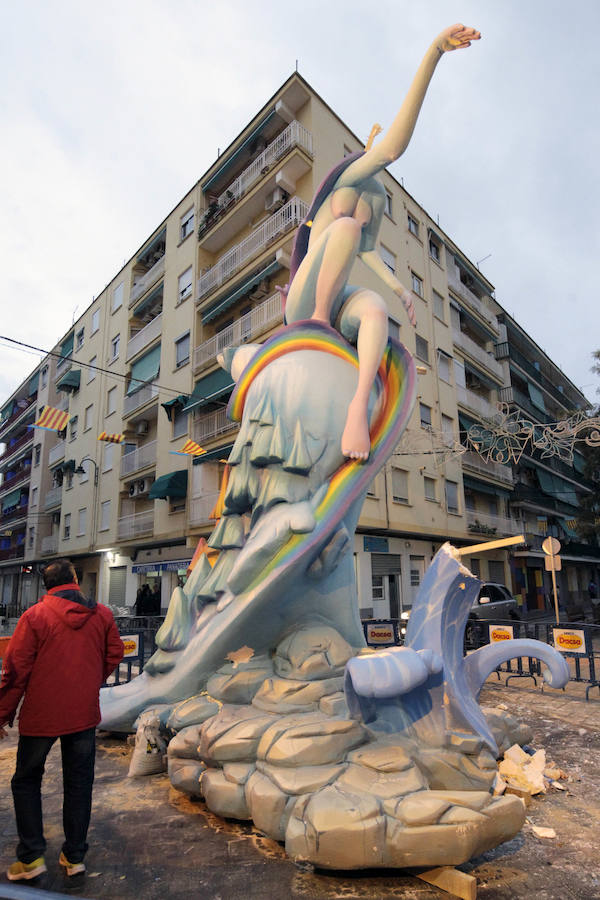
left=7, top=857, right=47, bottom=881
left=59, top=852, right=86, bottom=877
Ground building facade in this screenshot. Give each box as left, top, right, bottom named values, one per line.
left=1, top=73, right=597, bottom=624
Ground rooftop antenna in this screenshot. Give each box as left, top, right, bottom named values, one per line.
left=296, top=59, right=298, bottom=72
left=71, top=306, right=79, bottom=325
left=476, top=253, right=492, bottom=269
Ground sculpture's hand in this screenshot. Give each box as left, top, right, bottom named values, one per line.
left=437, top=24, right=481, bottom=53
left=395, top=286, right=417, bottom=328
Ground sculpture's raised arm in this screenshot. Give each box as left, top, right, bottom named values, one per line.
left=338, top=24, right=481, bottom=188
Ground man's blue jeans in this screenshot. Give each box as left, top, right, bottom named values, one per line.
left=11, top=728, right=96, bottom=864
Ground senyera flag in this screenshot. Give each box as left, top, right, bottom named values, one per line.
left=98, top=431, right=125, bottom=444
left=171, top=439, right=205, bottom=457
left=33, top=406, right=69, bottom=433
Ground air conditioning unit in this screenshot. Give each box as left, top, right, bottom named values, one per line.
left=137, top=479, right=149, bottom=495
left=128, top=483, right=136, bottom=497
left=265, top=187, right=286, bottom=213
left=249, top=279, right=269, bottom=301
left=136, top=420, right=149, bottom=435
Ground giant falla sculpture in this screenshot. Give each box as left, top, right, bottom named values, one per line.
left=101, top=25, right=569, bottom=870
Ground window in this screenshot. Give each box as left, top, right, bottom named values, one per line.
left=79, top=461, right=89, bottom=484
left=411, top=271, right=423, bottom=296
left=66, top=470, right=74, bottom=489
left=34, top=444, right=41, bottom=466
left=178, top=267, right=193, bottom=303
left=91, top=308, right=100, bottom=334
left=175, top=332, right=190, bottom=368
left=407, top=213, right=419, bottom=237
left=433, top=290, right=445, bottom=321
left=31, top=486, right=38, bottom=507
left=180, top=207, right=194, bottom=241
left=76, top=328, right=84, bottom=350
left=415, top=334, right=429, bottom=363
left=437, top=351, right=451, bottom=383
left=424, top=476, right=436, bottom=501
left=84, top=404, right=93, bottom=431
left=173, top=407, right=188, bottom=439
left=77, top=508, right=87, bottom=536
left=69, top=416, right=78, bottom=441
left=419, top=403, right=432, bottom=428
left=384, top=191, right=393, bottom=217
left=28, top=526, right=35, bottom=548
left=63, top=513, right=71, bottom=539
left=391, top=467, right=409, bottom=503
left=41, top=366, right=48, bottom=388
left=488, top=560, right=505, bottom=584
left=380, top=244, right=396, bottom=273
left=429, top=237, right=441, bottom=262
left=110, top=334, right=120, bottom=361
left=464, top=488, right=475, bottom=511
left=445, top=480, right=459, bottom=514
left=99, top=500, right=111, bottom=532
left=112, top=282, right=124, bottom=312
left=488, top=496, right=498, bottom=517
left=441, top=414, right=454, bottom=445
left=88, top=356, right=97, bottom=383
left=103, top=442, right=114, bottom=472
left=470, top=558, right=481, bottom=578
left=107, top=386, right=117, bottom=415
left=388, top=318, right=400, bottom=341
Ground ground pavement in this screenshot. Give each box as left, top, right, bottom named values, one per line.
left=0, top=675, right=598, bottom=900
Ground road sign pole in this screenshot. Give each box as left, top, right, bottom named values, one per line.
left=549, top=556, right=559, bottom=624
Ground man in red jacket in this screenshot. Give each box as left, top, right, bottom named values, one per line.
left=0, top=558, right=124, bottom=882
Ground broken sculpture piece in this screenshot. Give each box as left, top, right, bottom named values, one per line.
left=100, top=23, right=571, bottom=871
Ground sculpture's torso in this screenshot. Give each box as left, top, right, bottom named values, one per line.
left=309, top=175, right=386, bottom=252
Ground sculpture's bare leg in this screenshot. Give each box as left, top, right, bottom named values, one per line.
left=338, top=290, right=388, bottom=459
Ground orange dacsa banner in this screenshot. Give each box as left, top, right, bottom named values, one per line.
left=553, top=628, right=587, bottom=655
left=121, top=634, right=140, bottom=658
left=489, top=624, right=514, bottom=643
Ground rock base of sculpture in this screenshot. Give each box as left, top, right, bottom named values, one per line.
left=165, top=624, right=525, bottom=869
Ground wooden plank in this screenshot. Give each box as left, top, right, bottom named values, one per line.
left=456, top=535, right=525, bottom=556
left=413, top=866, right=477, bottom=900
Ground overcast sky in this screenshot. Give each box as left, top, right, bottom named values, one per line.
left=1, top=0, right=599, bottom=407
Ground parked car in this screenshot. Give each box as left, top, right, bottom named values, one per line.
left=470, top=582, right=520, bottom=621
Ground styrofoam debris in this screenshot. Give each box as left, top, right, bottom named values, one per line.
left=530, top=825, right=556, bottom=839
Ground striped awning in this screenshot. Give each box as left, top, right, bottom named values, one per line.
left=34, top=406, right=69, bottom=432
left=98, top=431, right=125, bottom=444
left=173, top=439, right=206, bottom=457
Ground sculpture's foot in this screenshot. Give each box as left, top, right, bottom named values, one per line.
left=341, top=395, right=371, bottom=460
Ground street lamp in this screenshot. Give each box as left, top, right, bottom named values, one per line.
left=75, top=457, right=98, bottom=485
left=75, top=458, right=100, bottom=549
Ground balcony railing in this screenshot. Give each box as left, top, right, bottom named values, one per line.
left=466, top=510, right=519, bottom=536
left=193, top=407, right=238, bottom=445
left=461, top=450, right=514, bottom=485
left=48, top=440, right=66, bottom=466
left=0, top=546, right=25, bottom=561
left=120, top=440, right=157, bottom=477
left=1, top=504, right=28, bottom=525
left=0, top=431, right=34, bottom=467
left=197, top=196, right=308, bottom=300
left=206, top=121, right=313, bottom=223
left=55, top=355, right=72, bottom=378
left=126, top=313, right=163, bottom=362
left=0, top=397, right=36, bottom=440
left=0, top=467, right=32, bottom=497
left=194, top=292, right=282, bottom=372
left=117, top=509, right=154, bottom=540
left=452, top=329, right=504, bottom=382
left=456, top=386, right=498, bottom=421
left=447, top=267, right=498, bottom=332
left=129, top=256, right=165, bottom=307
left=44, top=486, right=63, bottom=509
left=123, top=382, right=159, bottom=417
left=189, top=491, right=221, bottom=526
left=41, top=534, right=59, bottom=556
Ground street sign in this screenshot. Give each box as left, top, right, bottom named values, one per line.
left=542, top=536, right=561, bottom=556
left=545, top=555, right=562, bottom=571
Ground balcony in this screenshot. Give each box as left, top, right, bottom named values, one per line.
left=197, top=196, right=308, bottom=300
left=0, top=431, right=34, bottom=468
left=120, top=440, right=157, bottom=477
left=129, top=256, right=165, bottom=307
left=466, top=510, right=519, bottom=536
left=461, top=450, right=514, bottom=485
left=194, top=292, right=282, bottom=372
left=447, top=267, right=498, bottom=333
left=0, top=467, right=32, bottom=497
left=48, top=440, right=66, bottom=466
left=44, top=485, right=63, bottom=509
left=193, top=408, right=237, bottom=445
left=55, top=355, right=72, bottom=379
left=0, top=397, right=36, bottom=441
left=189, top=491, right=221, bottom=527
left=126, top=314, right=163, bottom=362
left=452, top=329, right=504, bottom=382
left=0, top=546, right=25, bottom=562
left=498, top=386, right=551, bottom=425
left=456, top=386, right=498, bottom=421
left=41, top=534, right=59, bottom=556
left=117, top=509, right=154, bottom=540
left=123, top=382, right=159, bottom=417
left=1, top=504, right=28, bottom=526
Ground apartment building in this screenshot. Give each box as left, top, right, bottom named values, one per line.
left=1, top=72, right=597, bottom=622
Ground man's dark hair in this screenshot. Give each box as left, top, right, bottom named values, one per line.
left=42, top=559, right=77, bottom=590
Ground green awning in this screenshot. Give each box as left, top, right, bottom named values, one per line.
left=192, top=443, right=234, bottom=465
left=149, top=470, right=188, bottom=500
left=537, top=469, right=579, bottom=507
left=132, top=282, right=163, bottom=319
left=60, top=333, right=74, bottom=358
left=56, top=369, right=81, bottom=392
left=201, top=259, right=281, bottom=323
left=183, top=369, right=235, bottom=414
left=573, top=453, right=585, bottom=475
left=561, top=520, right=579, bottom=540
left=28, top=372, right=39, bottom=395
left=62, top=459, right=77, bottom=474
left=1, top=401, right=14, bottom=421
left=161, top=395, right=189, bottom=422
left=137, top=227, right=166, bottom=263
left=527, top=382, right=546, bottom=412
left=2, top=488, right=22, bottom=512
left=203, top=110, right=277, bottom=191
left=126, top=344, right=161, bottom=395
left=462, top=476, right=510, bottom=498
